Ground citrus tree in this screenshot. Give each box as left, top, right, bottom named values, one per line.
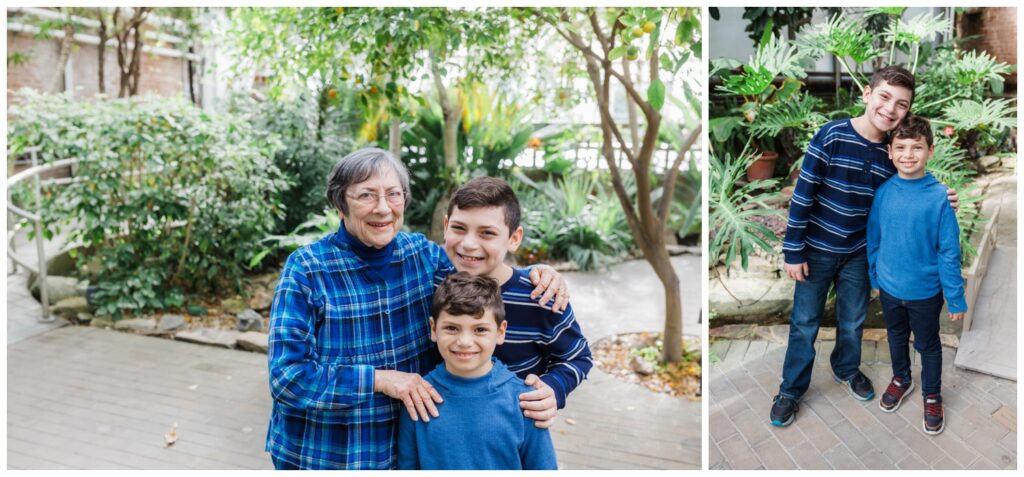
left=527, top=7, right=702, bottom=364
left=229, top=7, right=532, bottom=241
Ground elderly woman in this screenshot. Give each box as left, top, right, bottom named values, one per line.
left=265, top=148, right=568, bottom=470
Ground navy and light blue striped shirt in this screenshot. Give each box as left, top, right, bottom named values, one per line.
left=495, top=267, right=592, bottom=409
left=783, top=119, right=897, bottom=264
left=266, top=228, right=450, bottom=470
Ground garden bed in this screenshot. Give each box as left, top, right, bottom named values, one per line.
left=591, top=332, right=701, bottom=400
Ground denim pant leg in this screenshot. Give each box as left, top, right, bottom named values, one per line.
left=830, top=252, right=870, bottom=381
left=779, top=251, right=837, bottom=399
left=880, top=289, right=913, bottom=382
left=908, top=292, right=945, bottom=396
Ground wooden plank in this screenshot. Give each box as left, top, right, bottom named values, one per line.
left=963, top=202, right=1000, bottom=332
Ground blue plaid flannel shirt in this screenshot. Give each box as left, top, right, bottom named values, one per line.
left=265, top=229, right=450, bottom=469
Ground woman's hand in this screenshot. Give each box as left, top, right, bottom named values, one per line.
left=519, top=374, right=557, bottom=428
left=528, top=265, right=570, bottom=312
left=374, top=370, right=443, bottom=422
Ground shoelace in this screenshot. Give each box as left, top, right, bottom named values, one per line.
left=925, top=398, right=943, bottom=417
left=884, top=380, right=906, bottom=397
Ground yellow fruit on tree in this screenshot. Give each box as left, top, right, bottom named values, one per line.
left=632, top=26, right=644, bottom=37
left=642, top=21, right=656, bottom=33
left=328, top=89, right=337, bottom=98
left=626, top=46, right=640, bottom=60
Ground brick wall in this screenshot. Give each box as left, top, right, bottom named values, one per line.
left=958, top=7, right=1017, bottom=88
left=7, top=30, right=190, bottom=108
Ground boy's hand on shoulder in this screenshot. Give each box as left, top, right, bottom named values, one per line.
left=528, top=266, right=570, bottom=312
left=519, top=374, right=557, bottom=428
left=950, top=312, right=964, bottom=321
left=784, top=262, right=809, bottom=282
left=946, top=185, right=959, bottom=211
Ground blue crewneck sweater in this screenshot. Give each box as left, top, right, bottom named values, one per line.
left=867, top=172, right=967, bottom=312
left=397, top=359, right=558, bottom=470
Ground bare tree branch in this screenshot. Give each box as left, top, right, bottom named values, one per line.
left=656, top=125, right=701, bottom=226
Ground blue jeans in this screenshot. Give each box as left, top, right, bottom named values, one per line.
left=879, top=289, right=944, bottom=396
left=779, top=250, right=870, bottom=399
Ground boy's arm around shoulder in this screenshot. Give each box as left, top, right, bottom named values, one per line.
left=937, top=199, right=967, bottom=315
left=536, top=301, right=593, bottom=409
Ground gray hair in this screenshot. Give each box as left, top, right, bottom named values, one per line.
left=326, top=147, right=411, bottom=215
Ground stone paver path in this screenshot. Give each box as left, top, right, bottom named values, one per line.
left=7, top=255, right=701, bottom=469
left=709, top=337, right=1017, bottom=470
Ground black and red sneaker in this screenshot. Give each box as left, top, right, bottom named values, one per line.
left=923, top=394, right=944, bottom=435
left=879, top=376, right=914, bottom=413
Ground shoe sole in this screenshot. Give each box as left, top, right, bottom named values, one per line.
left=770, top=413, right=795, bottom=427
left=922, top=419, right=944, bottom=435
left=832, top=374, right=875, bottom=401
left=878, top=381, right=915, bottom=413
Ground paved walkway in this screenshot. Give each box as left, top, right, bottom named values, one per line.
left=6, top=254, right=701, bottom=470
left=709, top=337, right=1017, bottom=470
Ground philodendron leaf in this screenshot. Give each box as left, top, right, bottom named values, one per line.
left=648, top=79, right=666, bottom=110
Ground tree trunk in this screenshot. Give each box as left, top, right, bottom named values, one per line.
left=50, top=15, right=75, bottom=93
left=114, top=7, right=149, bottom=98
left=97, top=10, right=108, bottom=94
left=643, top=239, right=684, bottom=363
left=389, top=116, right=401, bottom=157
left=622, top=57, right=641, bottom=156
left=428, top=52, right=462, bottom=243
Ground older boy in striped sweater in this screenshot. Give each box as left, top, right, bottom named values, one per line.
left=439, top=176, right=592, bottom=411
left=770, top=66, right=957, bottom=427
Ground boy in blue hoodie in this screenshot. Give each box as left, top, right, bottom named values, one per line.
left=397, top=272, right=558, bottom=470
left=867, top=114, right=966, bottom=435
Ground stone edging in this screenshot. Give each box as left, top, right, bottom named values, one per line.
left=710, top=324, right=960, bottom=349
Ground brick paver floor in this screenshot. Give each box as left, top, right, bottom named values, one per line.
left=709, top=337, right=1017, bottom=470
left=6, top=255, right=701, bottom=469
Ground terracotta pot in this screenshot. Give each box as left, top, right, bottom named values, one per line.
left=746, top=150, right=778, bottom=182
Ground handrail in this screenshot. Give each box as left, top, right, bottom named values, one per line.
left=6, top=148, right=83, bottom=323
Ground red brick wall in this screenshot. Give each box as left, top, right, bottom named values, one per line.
left=7, top=30, right=190, bottom=108
left=957, top=7, right=1017, bottom=88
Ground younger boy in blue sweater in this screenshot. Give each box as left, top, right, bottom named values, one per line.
left=867, top=115, right=966, bottom=435
left=398, top=272, right=558, bottom=470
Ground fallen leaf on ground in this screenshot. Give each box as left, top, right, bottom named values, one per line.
left=188, top=384, right=198, bottom=391
left=164, top=423, right=178, bottom=447
left=565, top=418, right=576, bottom=425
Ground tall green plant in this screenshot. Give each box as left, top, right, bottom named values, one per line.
left=709, top=149, right=782, bottom=272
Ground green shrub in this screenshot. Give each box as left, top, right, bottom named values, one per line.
left=228, top=88, right=360, bottom=234
left=8, top=90, right=288, bottom=318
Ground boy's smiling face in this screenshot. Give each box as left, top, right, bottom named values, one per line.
left=889, top=135, right=933, bottom=179
left=430, top=310, right=507, bottom=378
left=862, top=80, right=913, bottom=135
left=444, top=205, right=523, bottom=282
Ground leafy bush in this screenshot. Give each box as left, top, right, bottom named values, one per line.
left=8, top=90, right=288, bottom=318
left=228, top=87, right=360, bottom=234
left=512, top=171, right=633, bottom=271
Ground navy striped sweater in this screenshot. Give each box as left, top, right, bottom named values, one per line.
left=783, top=119, right=897, bottom=264
left=495, top=267, right=592, bottom=409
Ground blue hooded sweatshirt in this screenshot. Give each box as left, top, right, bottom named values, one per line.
left=397, top=359, right=558, bottom=470
left=867, top=172, right=967, bottom=313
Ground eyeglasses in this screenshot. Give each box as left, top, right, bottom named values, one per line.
left=346, top=190, right=406, bottom=206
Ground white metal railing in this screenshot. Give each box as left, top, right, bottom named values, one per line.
left=7, top=148, right=81, bottom=322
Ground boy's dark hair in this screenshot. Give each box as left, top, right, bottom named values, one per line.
left=892, top=114, right=934, bottom=147
left=868, top=65, right=916, bottom=105
left=447, top=176, right=521, bottom=234
left=431, top=272, right=506, bottom=325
